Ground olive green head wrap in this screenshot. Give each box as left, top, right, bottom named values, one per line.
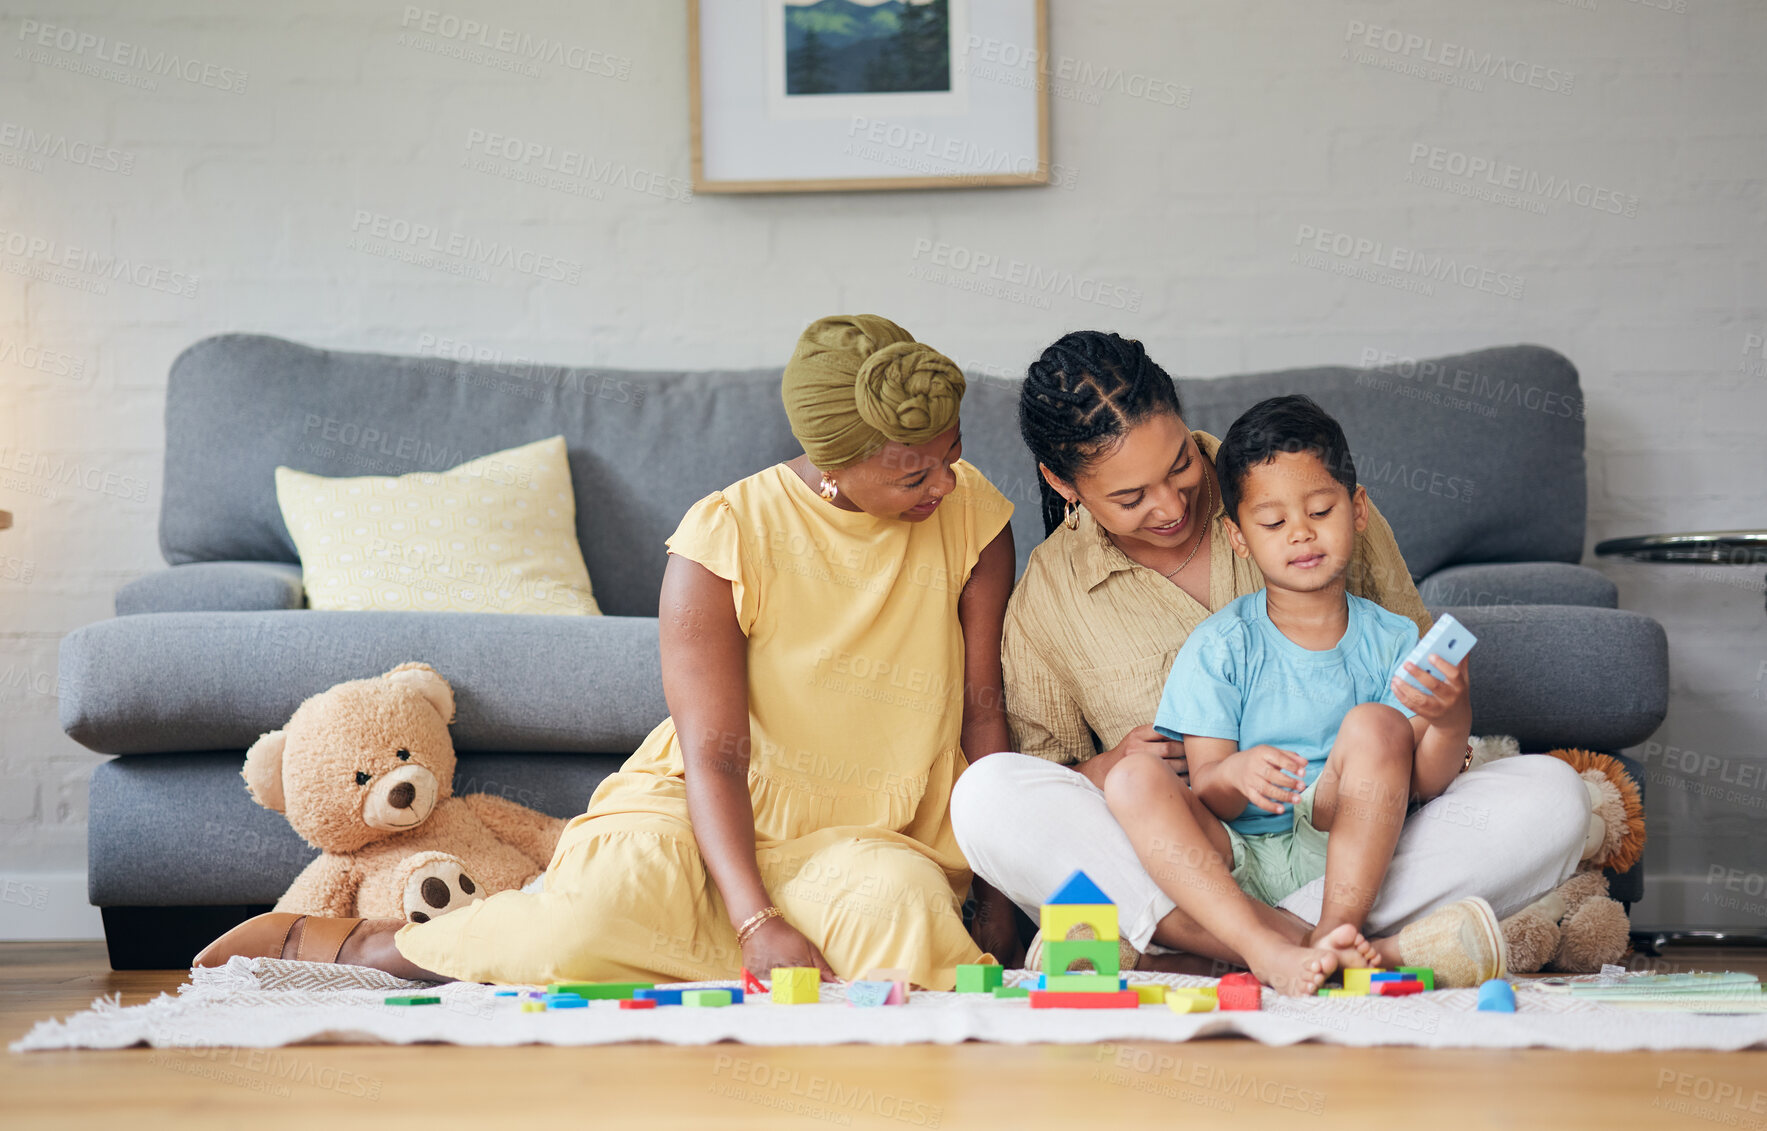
left=781, top=314, right=966, bottom=470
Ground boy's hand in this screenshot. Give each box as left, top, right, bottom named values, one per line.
left=1390, top=654, right=1471, bottom=727
left=1219, top=744, right=1308, bottom=814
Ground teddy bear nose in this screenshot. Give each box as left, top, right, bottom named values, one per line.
left=388, top=782, right=417, bottom=809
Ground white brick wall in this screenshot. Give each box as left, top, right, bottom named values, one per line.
left=2, top=0, right=1762, bottom=939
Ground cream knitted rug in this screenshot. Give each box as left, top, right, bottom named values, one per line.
left=13, top=960, right=1767, bottom=1052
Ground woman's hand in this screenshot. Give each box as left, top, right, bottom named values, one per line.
left=1218, top=744, right=1308, bottom=814
left=1077, top=725, right=1186, bottom=788
left=1390, top=654, right=1471, bottom=728
left=740, top=916, right=838, bottom=983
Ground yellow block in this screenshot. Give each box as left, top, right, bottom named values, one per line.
left=1038, top=903, right=1119, bottom=943
left=1325, top=989, right=1363, bottom=998
left=1343, top=968, right=1382, bottom=995
left=520, top=1000, right=547, bottom=1012
left=771, top=967, right=821, bottom=1005
left=1167, top=992, right=1216, bottom=1014
left=1131, top=984, right=1167, bottom=1005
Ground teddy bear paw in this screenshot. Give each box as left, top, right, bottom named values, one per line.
left=401, top=854, right=486, bottom=924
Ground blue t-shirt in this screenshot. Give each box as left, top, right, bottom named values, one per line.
left=1154, top=590, right=1420, bottom=836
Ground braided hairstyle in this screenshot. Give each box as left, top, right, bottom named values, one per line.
left=1018, top=331, right=1185, bottom=537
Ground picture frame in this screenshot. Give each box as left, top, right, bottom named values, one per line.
left=689, top=0, right=1051, bottom=194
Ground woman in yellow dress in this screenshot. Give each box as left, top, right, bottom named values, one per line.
left=195, top=315, right=1018, bottom=990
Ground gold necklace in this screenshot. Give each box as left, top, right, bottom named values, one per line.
left=1158, top=473, right=1213, bottom=579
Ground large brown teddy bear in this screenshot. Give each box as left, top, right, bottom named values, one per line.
left=242, top=662, right=567, bottom=923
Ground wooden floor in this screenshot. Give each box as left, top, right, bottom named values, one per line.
left=4, top=942, right=1766, bottom=1130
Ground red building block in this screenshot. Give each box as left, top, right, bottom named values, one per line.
left=618, top=998, right=658, bottom=1010
left=1374, top=980, right=1425, bottom=997
left=1216, top=976, right=1263, bottom=1011
left=741, top=967, right=766, bottom=995
left=1028, top=989, right=1140, bottom=1010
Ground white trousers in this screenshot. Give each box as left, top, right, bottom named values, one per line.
left=950, top=751, right=1588, bottom=951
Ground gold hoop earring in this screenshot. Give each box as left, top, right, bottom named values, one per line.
left=819, top=473, right=839, bottom=502
left=1063, top=500, right=1080, bottom=530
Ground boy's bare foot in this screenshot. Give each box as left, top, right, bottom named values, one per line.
left=1240, top=937, right=1339, bottom=997
left=1305, top=922, right=1380, bottom=969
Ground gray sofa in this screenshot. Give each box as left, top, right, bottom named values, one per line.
left=62, top=334, right=1667, bottom=968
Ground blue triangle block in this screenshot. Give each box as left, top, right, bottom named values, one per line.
left=1047, top=869, right=1113, bottom=906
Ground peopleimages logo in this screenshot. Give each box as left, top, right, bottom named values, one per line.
left=15, top=19, right=249, bottom=93
left=397, top=7, right=631, bottom=79
left=0, top=122, right=135, bottom=175
left=908, top=238, right=1142, bottom=312
left=1343, top=20, right=1574, bottom=95
left=347, top=211, right=584, bottom=285
left=1293, top=224, right=1525, bottom=300
left=0, top=227, right=199, bottom=298
left=1406, top=143, right=1639, bottom=218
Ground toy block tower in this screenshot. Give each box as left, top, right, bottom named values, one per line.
left=1032, top=870, right=1136, bottom=1005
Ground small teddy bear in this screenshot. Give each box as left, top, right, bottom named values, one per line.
left=241, top=661, right=567, bottom=923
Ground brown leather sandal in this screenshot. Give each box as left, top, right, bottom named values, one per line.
left=193, top=912, right=366, bottom=969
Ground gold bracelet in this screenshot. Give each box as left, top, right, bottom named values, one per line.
left=1461, top=742, right=1475, bottom=773
left=735, top=905, right=782, bottom=945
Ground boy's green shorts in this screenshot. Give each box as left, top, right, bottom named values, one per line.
left=1224, top=778, right=1329, bottom=906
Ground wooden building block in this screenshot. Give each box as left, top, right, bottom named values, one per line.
left=1217, top=980, right=1262, bottom=1011
left=1029, top=989, right=1140, bottom=1009
left=1038, top=903, right=1119, bottom=943
left=1342, top=968, right=1382, bottom=996
left=1043, top=938, right=1120, bottom=980
left=547, top=981, right=653, bottom=1000
left=956, top=964, right=1005, bottom=993
left=1044, top=972, right=1124, bottom=994
left=771, top=967, right=821, bottom=1005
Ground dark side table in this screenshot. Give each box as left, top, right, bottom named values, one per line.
left=1595, top=529, right=1767, bottom=951
left=1596, top=531, right=1767, bottom=609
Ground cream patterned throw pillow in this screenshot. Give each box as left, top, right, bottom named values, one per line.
left=275, top=436, right=601, bottom=615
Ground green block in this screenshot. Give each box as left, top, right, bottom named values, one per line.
left=1043, top=938, right=1120, bottom=980
left=956, top=964, right=1005, bottom=993
left=682, top=989, right=733, bottom=1008
left=547, top=981, right=654, bottom=1000
left=992, top=985, right=1031, bottom=999
left=1398, top=967, right=1435, bottom=992
left=384, top=995, right=441, bottom=1006
left=1044, top=972, right=1122, bottom=993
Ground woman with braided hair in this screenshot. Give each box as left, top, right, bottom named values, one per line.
left=951, top=330, right=1589, bottom=983
left=195, top=314, right=1017, bottom=989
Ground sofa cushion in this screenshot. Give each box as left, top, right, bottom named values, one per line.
left=59, top=610, right=668, bottom=756
left=1435, top=604, right=1667, bottom=751
left=158, top=335, right=1581, bottom=611
left=1419, top=562, right=1617, bottom=609
left=276, top=436, right=601, bottom=616
left=1174, top=344, right=1586, bottom=578
left=115, top=562, right=306, bottom=616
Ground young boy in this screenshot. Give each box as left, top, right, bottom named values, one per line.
left=1101, top=395, right=1477, bottom=995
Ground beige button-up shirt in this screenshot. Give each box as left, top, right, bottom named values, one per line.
left=1002, top=431, right=1433, bottom=765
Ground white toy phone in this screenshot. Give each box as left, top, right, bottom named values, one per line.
left=1397, top=613, right=1477, bottom=694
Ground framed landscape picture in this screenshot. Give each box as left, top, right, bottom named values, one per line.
left=689, top=0, right=1050, bottom=193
